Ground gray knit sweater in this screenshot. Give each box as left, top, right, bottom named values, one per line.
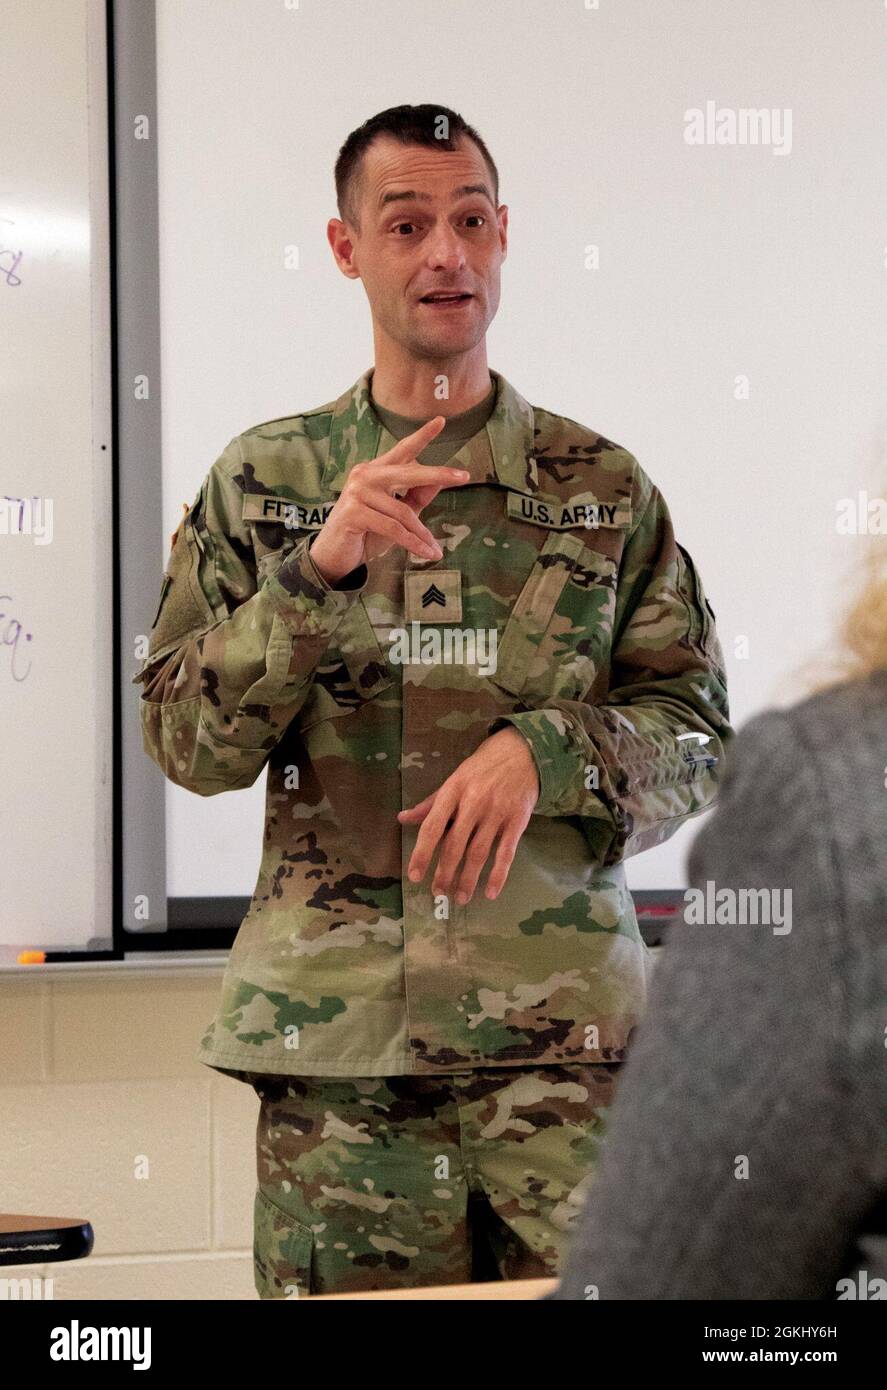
left=553, top=670, right=887, bottom=1300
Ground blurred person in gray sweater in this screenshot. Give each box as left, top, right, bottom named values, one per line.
left=552, top=540, right=887, bottom=1301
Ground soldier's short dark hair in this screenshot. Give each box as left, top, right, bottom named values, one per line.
left=334, top=104, right=500, bottom=233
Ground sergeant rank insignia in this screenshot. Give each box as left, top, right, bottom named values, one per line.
left=404, top=570, right=462, bottom=623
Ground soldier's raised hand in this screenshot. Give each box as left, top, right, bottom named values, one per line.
left=308, top=416, right=471, bottom=585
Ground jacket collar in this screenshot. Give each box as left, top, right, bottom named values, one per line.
left=323, top=366, right=538, bottom=495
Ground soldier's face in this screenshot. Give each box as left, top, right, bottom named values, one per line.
left=335, top=135, right=508, bottom=361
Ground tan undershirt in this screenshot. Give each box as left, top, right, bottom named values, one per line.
left=369, top=371, right=497, bottom=466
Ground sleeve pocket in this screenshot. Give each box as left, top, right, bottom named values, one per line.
left=253, top=1188, right=314, bottom=1300
left=145, top=513, right=219, bottom=663
left=675, top=542, right=722, bottom=669
left=150, top=573, right=172, bottom=629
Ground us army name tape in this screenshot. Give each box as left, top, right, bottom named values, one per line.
left=506, top=491, right=631, bottom=530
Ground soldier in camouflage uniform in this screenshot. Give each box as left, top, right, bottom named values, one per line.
left=133, top=105, right=732, bottom=1297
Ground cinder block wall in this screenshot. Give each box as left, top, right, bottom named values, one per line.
left=0, top=969, right=259, bottom=1300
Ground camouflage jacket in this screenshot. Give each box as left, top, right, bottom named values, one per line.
left=133, top=367, right=733, bottom=1077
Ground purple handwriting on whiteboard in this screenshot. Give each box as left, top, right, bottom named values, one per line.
left=2, top=494, right=53, bottom=543
left=0, top=247, right=23, bottom=287
left=0, top=217, right=23, bottom=287
left=0, top=594, right=33, bottom=681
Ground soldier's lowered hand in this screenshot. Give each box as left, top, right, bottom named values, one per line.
left=398, top=726, right=541, bottom=906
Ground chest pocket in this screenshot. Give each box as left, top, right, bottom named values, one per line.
left=243, top=489, right=393, bottom=719
left=334, top=600, right=394, bottom=700
left=295, top=592, right=394, bottom=731
left=256, top=534, right=299, bottom=585
left=492, top=530, right=620, bottom=703
left=298, top=594, right=394, bottom=731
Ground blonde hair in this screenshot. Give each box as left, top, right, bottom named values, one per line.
left=799, top=522, right=887, bottom=695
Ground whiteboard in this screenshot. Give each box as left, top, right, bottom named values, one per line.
left=154, top=0, right=885, bottom=897
left=0, top=0, right=112, bottom=953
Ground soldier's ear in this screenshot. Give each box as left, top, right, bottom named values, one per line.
left=497, top=204, right=509, bottom=260
left=327, top=218, right=360, bottom=280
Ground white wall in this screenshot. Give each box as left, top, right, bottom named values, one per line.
left=155, top=0, right=886, bottom=894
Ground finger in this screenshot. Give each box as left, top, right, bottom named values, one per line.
left=397, top=793, right=437, bottom=823
left=483, top=823, right=525, bottom=900
left=453, top=822, right=500, bottom=904
left=407, top=790, right=458, bottom=883
left=350, top=501, right=442, bottom=561
left=383, top=415, right=447, bottom=462
left=377, top=493, right=443, bottom=550
left=431, top=805, right=477, bottom=898
left=401, top=482, right=447, bottom=514
left=369, top=462, right=471, bottom=494
left=354, top=491, right=442, bottom=554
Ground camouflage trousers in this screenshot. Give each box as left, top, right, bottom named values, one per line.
left=233, top=1063, right=623, bottom=1298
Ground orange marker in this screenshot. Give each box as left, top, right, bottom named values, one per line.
left=17, top=949, right=118, bottom=963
